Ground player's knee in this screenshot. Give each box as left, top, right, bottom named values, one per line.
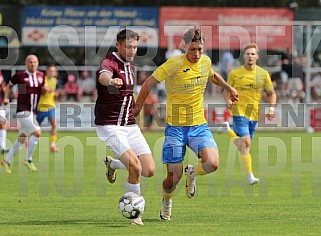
left=163, top=177, right=179, bottom=191
left=245, top=138, right=251, bottom=149
left=142, top=165, right=155, bottom=178
left=33, top=130, right=42, bottom=138
left=211, top=159, right=219, bottom=170
left=204, top=158, right=219, bottom=173
left=0, top=119, right=6, bottom=127
left=129, top=159, right=142, bottom=177
left=209, top=161, right=219, bottom=172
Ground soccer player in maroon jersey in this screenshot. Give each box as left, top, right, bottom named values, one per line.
left=95, top=29, right=155, bottom=225
left=0, top=70, right=9, bottom=154
left=1, top=55, right=45, bottom=173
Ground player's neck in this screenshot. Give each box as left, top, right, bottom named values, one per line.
left=116, top=52, right=129, bottom=63
left=244, top=64, right=256, bottom=71
left=26, top=69, right=37, bottom=74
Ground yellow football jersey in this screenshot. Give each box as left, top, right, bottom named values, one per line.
left=227, top=65, right=274, bottom=121
left=152, top=54, right=214, bottom=126
left=37, top=76, right=57, bottom=111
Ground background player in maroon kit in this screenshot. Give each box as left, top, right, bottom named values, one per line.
left=0, top=70, right=9, bottom=153
left=95, top=29, right=155, bottom=225
left=1, top=55, right=45, bottom=173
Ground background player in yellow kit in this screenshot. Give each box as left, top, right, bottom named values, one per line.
left=223, top=43, right=277, bottom=185
left=37, top=64, right=59, bottom=152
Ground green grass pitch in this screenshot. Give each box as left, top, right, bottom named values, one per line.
left=1, top=131, right=321, bottom=235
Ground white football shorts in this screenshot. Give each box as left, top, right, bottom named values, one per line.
left=17, top=111, right=41, bottom=136
left=0, top=106, right=6, bottom=124
left=96, top=124, right=151, bottom=158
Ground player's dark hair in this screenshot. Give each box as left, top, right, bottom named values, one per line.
left=117, top=29, right=139, bottom=43
left=183, top=28, right=204, bottom=44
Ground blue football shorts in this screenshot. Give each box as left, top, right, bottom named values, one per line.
left=162, top=123, right=218, bottom=164
left=36, top=107, right=56, bottom=125
left=232, top=116, right=258, bottom=140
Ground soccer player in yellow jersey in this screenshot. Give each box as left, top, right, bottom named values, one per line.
left=134, top=28, right=238, bottom=221
left=36, top=64, right=59, bottom=152
left=223, top=43, right=276, bottom=185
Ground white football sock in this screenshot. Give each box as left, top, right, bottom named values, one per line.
left=0, top=129, right=7, bottom=150
left=110, top=159, right=127, bottom=170
left=163, top=199, right=172, bottom=206
left=26, top=135, right=39, bottom=161
left=5, top=140, right=22, bottom=163
left=126, top=182, right=140, bottom=195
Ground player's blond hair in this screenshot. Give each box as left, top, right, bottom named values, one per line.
left=243, top=43, right=259, bottom=54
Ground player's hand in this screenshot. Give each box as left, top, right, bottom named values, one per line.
left=3, top=98, right=9, bottom=106
left=43, top=84, right=50, bottom=93
left=226, top=99, right=233, bottom=110
left=110, top=78, right=123, bottom=88
left=229, top=87, right=239, bottom=102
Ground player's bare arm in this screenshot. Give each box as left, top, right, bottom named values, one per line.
left=42, top=84, right=50, bottom=94
left=98, top=71, right=123, bottom=88
left=266, top=89, right=277, bottom=121
left=210, top=72, right=239, bottom=102
left=133, top=76, right=159, bottom=117
left=223, top=89, right=234, bottom=110
left=211, top=72, right=231, bottom=90
left=3, top=83, right=13, bottom=106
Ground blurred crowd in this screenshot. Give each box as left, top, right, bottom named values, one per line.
left=1, top=48, right=320, bottom=133
left=7, top=69, right=98, bottom=103
left=268, top=51, right=321, bottom=104
left=216, top=49, right=321, bottom=104
left=2, top=49, right=321, bottom=106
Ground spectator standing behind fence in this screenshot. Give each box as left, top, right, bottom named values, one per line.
left=134, top=71, right=148, bottom=95
left=220, top=51, right=234, bottom=81
left=64, top=74, right=79, bottom=102
left=220, top=51, right=234, bottom=93
left=55, top=73, right=65, bottom=102
left=311, top=72, right=321, bottom=103
left=36, top=64, right=59, bottom=152
left=1, top=55, right=45, bottom=174
left=281, top=54, right=305, bottom=103
left=0, top=70, right=8, bottom=153
left=77, top=70, right=97, bottom=102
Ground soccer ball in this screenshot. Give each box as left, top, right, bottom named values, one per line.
left=118, top=192, right=145, bottom=219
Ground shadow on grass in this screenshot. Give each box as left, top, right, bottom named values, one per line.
left=143, top=218, right=166, bottom=223
left=1, top=219, right=126, bottom=228
left=1, top=217, right=165, bottom=227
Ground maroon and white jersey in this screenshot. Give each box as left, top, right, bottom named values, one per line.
left=95, top=52, right=136, bottom=126
left=10, top=70, right=45, bottom=113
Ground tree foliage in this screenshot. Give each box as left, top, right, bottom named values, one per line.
left=1, top=0, right=320, bottom=7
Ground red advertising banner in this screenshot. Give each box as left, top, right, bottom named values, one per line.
left=159, top=7, right=293, bottom=50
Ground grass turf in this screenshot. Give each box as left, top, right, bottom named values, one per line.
left=0, top=131, right=321, bottom=235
